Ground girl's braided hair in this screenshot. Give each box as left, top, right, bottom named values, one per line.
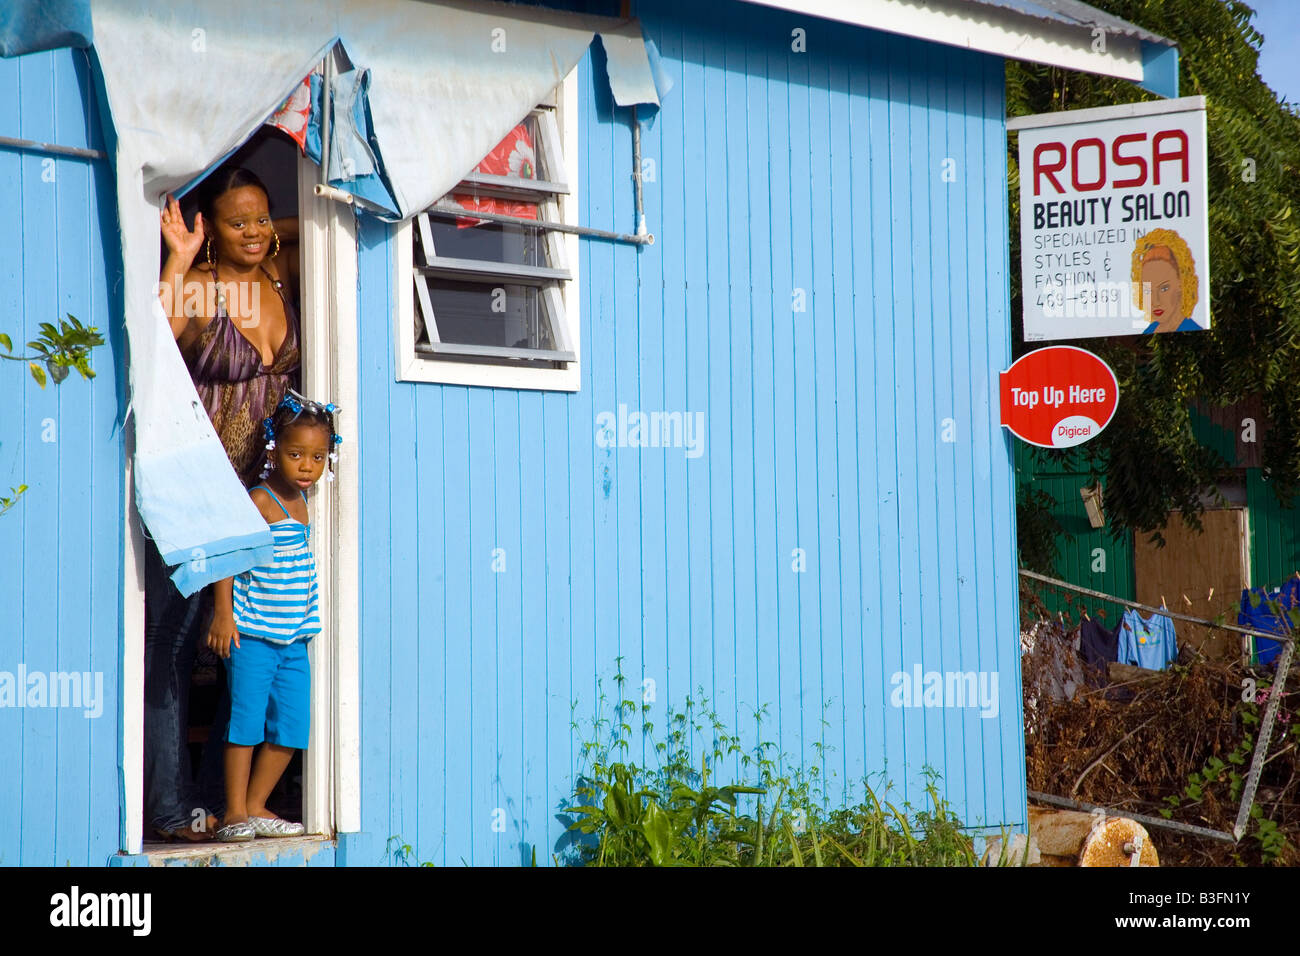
left=259, top=389, right=343, bottom=482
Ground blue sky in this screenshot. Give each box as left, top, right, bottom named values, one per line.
left=1246, top=0, right=1300, bottom=104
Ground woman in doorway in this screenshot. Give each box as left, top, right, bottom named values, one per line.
left=146, top=166, right=301, bottom=841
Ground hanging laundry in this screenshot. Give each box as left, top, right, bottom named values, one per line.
left=1237, top=580, right=1300, bottom=667
left=1021, top=619, right=1087, bottom=732
left=1117, top=608, right=1178, bottom=671
left=1078, top=615, right=1120, bottom=676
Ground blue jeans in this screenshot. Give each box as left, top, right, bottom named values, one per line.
left=143, top=540, right=229, bottom=832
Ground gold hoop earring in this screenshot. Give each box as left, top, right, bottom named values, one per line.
left=269, top=232, right=280, bottom=259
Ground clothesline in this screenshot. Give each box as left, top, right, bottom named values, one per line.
left=1018, top=568, right=1295, bottom=648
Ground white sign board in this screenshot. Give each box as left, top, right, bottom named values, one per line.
left=1008, top=96, right=1210, bottom=340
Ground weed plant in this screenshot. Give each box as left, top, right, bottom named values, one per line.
left=564, top=664, right=979, bottom=866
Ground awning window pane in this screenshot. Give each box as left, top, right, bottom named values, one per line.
left=418, top=280, right=555, bottom=352
left=419, top=213, right=543, bottom=269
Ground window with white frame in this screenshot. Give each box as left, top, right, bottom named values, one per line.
left=396, top=74, right=580, bottom=391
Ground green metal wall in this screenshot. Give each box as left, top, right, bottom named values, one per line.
left=1247, top=470, right=1300, bottom=589
left=1015, top=444, right=1134, bottom=617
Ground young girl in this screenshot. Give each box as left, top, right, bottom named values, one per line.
left=205, top=390, right=341, bottom=842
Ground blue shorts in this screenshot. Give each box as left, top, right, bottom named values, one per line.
left=224, top=636, right=310, bottom=749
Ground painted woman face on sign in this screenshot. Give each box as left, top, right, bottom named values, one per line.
left=1131, top=228, right=1200, bottom=334
left=1142, top=255, right=1182, bottom=329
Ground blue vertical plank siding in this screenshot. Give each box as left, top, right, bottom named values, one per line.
left=744, top=26, right=781, bottom=782
left=790, top=14, right=823, bottom=788
left=52, top=47, right=96, bottom=869
left=702, top=1, right=737, bottom=781
left=493, top=391, right=524, bottom=864
left=388, top=281, right=420, bottom=862
left=516, top=395, right=546, bottom=864
left=0, top=57, right=21, bottom=862
left=351, top=218, right=394, bottom=867
left=582, top=36, right=619, bottom=814
left=346, top=0, right=1023, bottom=868
left=928, top=48, right=957, bottom=810
left=764, top=23, right=801, bottom=780
left=723, top=19, right=757, bottom=788
left=540, top=390, right=572, bottom=858
left=412, top=380, right=448, bottom=866
left=655, top=16, right=691, bottom=758
left=8, top=0, right=1027, bottom=866
left=18, top=48, right=61, bottom=870
left=810, top=47, right=844, bottom=802
left=828, top=46, right=863, bottom=805
left=439, top=386, right=473, bottom=865
left=0, top=47, right=123, bottom=866
left=466, top=387, right=497, bottom=865
left=680, top=17, right=714, bottom=734
left=637, top=44, right=669, bottom=779
left=863, top=27, right=904, bottom=812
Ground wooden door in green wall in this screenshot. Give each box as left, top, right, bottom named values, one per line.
left=1134, top=509, right=1249, bottom=661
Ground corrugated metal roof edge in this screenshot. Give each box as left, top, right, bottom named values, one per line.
left=739, top=0, right=1177, bottom=51
left=972, top=0, right=1175, bottom=49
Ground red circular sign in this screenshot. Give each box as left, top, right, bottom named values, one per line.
left=999, top=346, right=1119, bottom=447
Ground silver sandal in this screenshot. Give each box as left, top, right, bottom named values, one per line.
left=249, top=816, right=305, bottom=838
left=215, top=821, right=256, bottom=842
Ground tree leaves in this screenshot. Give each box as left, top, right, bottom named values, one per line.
left=1, top=313, right=104, bottom=388
left=1009, top=0, right=1300, bottom=537
left=0, top=315, right=104, bottom=519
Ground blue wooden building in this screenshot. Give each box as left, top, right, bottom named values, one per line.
left=0, top=0, right=1176, bottom=865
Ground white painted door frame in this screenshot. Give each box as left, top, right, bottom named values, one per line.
left=297, top=155, right=361, bottom=836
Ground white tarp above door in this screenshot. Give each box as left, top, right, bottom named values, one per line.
left=89, top=0, right=665, bottom=593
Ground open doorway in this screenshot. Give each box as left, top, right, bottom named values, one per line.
left=129, top=54, right=361, bottom=854
left=145, top=124, right=308, bottom=846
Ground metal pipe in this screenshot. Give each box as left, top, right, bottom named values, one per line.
left=632, top=105, right=647, bottom=238
left=320, top=53, right=333, bottom=188
left=1028, top=790, right=1236, bottom=843
left=314, top=183, right=354, bottom=205
left=428, top=202, right=652, bottom=245
left=0, top=134, right=105, bottom=161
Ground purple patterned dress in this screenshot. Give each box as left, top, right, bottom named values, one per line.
left=182, top=266, right=300, bottom=487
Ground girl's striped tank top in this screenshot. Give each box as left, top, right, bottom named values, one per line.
left=232, top=486, right=320, bottom=644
